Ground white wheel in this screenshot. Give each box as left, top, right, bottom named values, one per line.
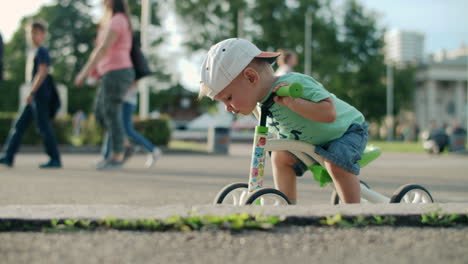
left=243, top=188, right=291, bottom=206
left=213, top=183, right=248, bottom=205
left=390, top=184, right=434, bottom=203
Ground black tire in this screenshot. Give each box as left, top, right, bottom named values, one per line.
left=244, top=188, right=291, bottom=205
left=331, top=180, right=371, bottom=205
left=390, top=184, right=434, bottom=203
left=213, top=183, right=248, bottom=205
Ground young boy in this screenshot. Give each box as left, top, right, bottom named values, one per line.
left=199, top=38, right=368, bottom=204
left=0, top=20, right=62, bottom=168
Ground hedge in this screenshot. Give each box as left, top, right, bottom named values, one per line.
left=0, top=112, right=171, bottom=147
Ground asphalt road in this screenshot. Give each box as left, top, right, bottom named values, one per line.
left=1, top=227, right=467, bottom=264
left=0, top=144, right=467, bottom=206
left=0, top=144, right=467, bottom=264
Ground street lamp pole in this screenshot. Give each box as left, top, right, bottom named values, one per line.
left=386, top=63, right=394, bottom=141
left=304, top=8, right=312, bottom=76
left=237, top=9, right=243, bottom=38
left=139, top=0, right=150, bottom=119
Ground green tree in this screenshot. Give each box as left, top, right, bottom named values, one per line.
left=174, top=0, right=246, bottom=51
left=175, top=0, right=393, bottom=121
left=128, top=0, right=171, bottom=83
left=393, top=66, right=417, bottom=113
left=0, top=17, right=28, bottom=112
left=2, top=0, right=171, bottom=114
left=334, top=0, right=387, bottom=120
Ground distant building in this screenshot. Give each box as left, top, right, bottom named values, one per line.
left=384, top=29, right=425, bottom=65
left=415, top=44, right=468, bottom=130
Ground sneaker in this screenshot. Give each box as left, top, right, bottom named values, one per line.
left=0, top=157, right=13, bottom=168
left=94, top=158, right=108, bottom=167
left=39, top=160, right=62, bottom=169
left=145, top=147, right=162, bottom=168
left=96, top=160, right=124, bottom=170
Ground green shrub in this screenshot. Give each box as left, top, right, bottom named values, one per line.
left=0, top=112, right=171, bottom=147
left=134, top=116, right=172, bottom=146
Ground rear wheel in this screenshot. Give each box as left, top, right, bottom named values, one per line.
left=390, top=184, right=434, bottom=203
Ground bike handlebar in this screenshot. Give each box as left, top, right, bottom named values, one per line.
left=275, top=82, right=303, bottom=98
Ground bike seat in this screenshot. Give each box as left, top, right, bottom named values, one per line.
left=357, top=145, right=381, bottom=168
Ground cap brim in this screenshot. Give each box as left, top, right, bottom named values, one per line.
left=255, top=51, right=281, bottom=64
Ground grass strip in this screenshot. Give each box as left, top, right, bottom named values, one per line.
left=0, top=213, right=279, bottom=232
left=0, top=212, right=467, bottom=232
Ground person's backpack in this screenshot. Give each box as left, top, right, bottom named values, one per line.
left=48, top=74, right=61, bottom=119
left=130, top=35, right=152, bottom=81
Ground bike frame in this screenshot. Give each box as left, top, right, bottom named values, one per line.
left=263, top=138, right=390, bottom=203
left=246, top=89, right=391, bottom=204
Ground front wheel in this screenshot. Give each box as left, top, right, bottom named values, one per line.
left=213, top=183, right=248, bottom=205
left=243, top=188, right=291, bottom=205
left=390, top=184, right=434, bottom=203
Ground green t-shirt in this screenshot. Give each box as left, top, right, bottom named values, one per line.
left=259, top=72, right=365, bottom=145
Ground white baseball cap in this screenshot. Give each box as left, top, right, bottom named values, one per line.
left=199, top=38, right=280, bottom=99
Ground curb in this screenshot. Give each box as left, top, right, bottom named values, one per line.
left=1, top=203, right=466, bottom=220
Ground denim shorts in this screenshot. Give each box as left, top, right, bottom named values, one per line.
left=292, top=122, right=369, bottom=176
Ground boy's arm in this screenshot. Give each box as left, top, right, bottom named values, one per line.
left=27, top=63, right=48, bottom=104
left=290, top=97, right=336, bottom=123
left=274, top=95, right=336, bottom=123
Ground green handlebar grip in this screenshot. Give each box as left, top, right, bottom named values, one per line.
left=275, top=82, right=303, bottom=98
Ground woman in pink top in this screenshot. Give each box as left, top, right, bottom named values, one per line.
left=74, top=0, right=134, bottom=170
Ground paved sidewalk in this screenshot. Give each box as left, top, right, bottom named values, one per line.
left=0, top=203, right=467, bottom=220
left=1, top=150, right=467, bottom=264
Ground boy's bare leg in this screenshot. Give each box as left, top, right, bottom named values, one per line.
left=271, top=151, right=297, bottom=202
left=324, top=159, right=360, bottom=203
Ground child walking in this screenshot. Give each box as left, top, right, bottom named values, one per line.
left=198, top=38, right=368, bottom=204
left=0, top=20, right=62, bottom=168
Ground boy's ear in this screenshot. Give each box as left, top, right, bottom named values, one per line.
left=242, top=67, right=259, bottom=84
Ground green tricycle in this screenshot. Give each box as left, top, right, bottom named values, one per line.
left=214, top=83, right=434, bottom=205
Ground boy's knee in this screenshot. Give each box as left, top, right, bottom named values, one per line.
left=324, top=159, right=354, bottom=177
left=271, top=151, right=296, bottom=167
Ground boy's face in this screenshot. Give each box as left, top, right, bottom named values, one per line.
left=214, top=68, right=262, bottom=115
left=29, top=28, right=46, bottom=47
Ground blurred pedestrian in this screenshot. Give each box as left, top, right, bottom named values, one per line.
left=0, top=20, right=62, bottom=168
left=423, top=121, right=449, bottom=154
left=448, top=120, right=467, bottom=152
left=275, top=49, right=298, bottom=76
left=101, top=83, right=162, bottom=168
left=74, top=0, right=134, bottom=170
left=72, top=110, right=87, bottom=137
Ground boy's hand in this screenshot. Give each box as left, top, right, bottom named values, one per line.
left=273, top=82, right=295, bottom=108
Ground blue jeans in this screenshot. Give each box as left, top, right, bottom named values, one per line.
left=2, top=102, right=61, bottom=164
left=102, top=102, right=154, bottom=159
left=292, top=122, right=368, bottom=176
